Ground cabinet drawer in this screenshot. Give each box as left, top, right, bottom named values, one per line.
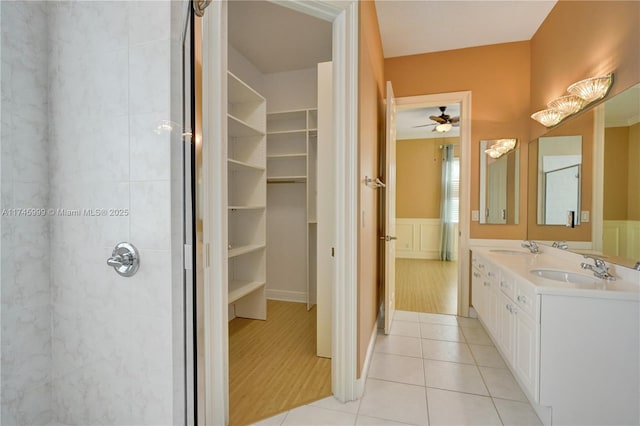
left=515, top=280, right=536, bottom=317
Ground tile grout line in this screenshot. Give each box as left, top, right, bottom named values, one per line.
left=419, top=319, right=432, bottom=426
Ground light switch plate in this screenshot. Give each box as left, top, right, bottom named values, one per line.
left=472, top=210, right=479, bottom=221
left=581, top=211, right=590, bottom=222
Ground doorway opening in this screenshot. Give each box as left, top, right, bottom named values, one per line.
left=394, top=103, right=460, bottom=315
left=194, top=1, right=341, bottom=424
left=393, top=91, right=471, bottom=317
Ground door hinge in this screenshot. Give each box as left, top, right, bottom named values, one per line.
left=331, top=247, right=335, bottom=257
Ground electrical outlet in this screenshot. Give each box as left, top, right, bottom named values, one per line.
left=472, top=210, right=480, bottom=221
left=581, top=211, right=590, bottom=222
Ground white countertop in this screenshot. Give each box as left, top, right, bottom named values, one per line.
left=471, top=245, right=640, bottom=302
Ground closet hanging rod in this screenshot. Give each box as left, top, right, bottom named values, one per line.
left=267, top=180, right=304, bottom=184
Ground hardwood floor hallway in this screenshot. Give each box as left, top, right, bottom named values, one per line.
left=228, top=300, right=331, bottom=426
left=395, top=259, right=458, bottom=315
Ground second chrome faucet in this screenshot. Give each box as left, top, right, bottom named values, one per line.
left=580, top=255, right=615, bottom=281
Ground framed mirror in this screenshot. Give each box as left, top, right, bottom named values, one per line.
left=479, top=139, right=519, bottom=224
left=536, top=135, right=582, bottom=226
left=528, top=83, right=639, bottom=269
left=599, top=83, right=640, bottom=267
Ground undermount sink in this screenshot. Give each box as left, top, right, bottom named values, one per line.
left=489, top=249, right=530, bottom=255
left=529, top=269, right=601, bottom=287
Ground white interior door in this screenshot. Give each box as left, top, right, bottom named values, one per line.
left=384, top=81, right=397, bottom=335
left=316, top=61, right=333, bottom=357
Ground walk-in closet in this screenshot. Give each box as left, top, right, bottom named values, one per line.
left=225, top=2, right=333, bottom=424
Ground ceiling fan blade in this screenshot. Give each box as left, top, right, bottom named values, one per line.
left=429, top=115, right=446, bottom=124
left=450, top=116, right=460, bottom=123
left=412, top=123, right=436, bottom=128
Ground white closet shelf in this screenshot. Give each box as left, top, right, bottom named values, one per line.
left=228, top=71, right=265, bottom=104
left=267, top=153, right=307, bottom=159
left=267, top=176, right=307, bottom=183
left=228, top=244, right=265, bottom=258
left=228, top=158, right=265, bottom=172
left=229, top=205, right=266, bottom=211
left=228, top=114, right=265, bottom=138
left=228, top=280, right=265, bottom=304
left=267, top=129, right=306, bottom=135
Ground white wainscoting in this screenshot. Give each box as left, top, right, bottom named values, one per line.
left=603, top=220, right=640, bottom=260
left=396, top=218, right=458, bottom=260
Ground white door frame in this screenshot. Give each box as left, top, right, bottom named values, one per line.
left=201, top=1, right=359, bottom=424
left=395, top=92, right=472, bottom=317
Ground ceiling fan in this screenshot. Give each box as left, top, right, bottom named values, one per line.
left=414, top=106, right=460, bottom=132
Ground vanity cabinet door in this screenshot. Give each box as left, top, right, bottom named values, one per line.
left=471, top=267, right=485, bottom=317
left=485, top=280, right=501, bottom=339
left=515, top=308, right=538, bottom=401
left=497, top=290, right=516, bottom=363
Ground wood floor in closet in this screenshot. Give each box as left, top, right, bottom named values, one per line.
left=229, top=300, right=331, bottom=426
left=395, top=259, right=458, bottom=315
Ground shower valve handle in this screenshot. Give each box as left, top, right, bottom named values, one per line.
left=107, top=242, right=140, bottom=277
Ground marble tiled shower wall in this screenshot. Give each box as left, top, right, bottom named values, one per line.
left=1, top=2, right=53, bottom=424
left=1, top=1, right=180, bottom=424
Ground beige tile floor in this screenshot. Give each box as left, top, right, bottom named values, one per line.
left=253, top=310, right=543, bottom=426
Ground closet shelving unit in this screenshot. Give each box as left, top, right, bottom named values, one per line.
left=266, top=108, right=318, bottom=309
left=227, top=71, right=267, bottom=320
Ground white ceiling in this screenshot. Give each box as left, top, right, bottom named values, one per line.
left=397, top=104, right=460, bottom=140
left=228, top=0, right=332, bottom=74
left=375, top=0, right=557, bottom=58
left=228, top=1, right=558, bottom=74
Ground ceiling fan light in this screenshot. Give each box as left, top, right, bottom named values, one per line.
left=547, top=95, right=585, bottom=115
left=567, top=73, right=613, bottom=103
left=435, top=123, right=452, bottom=133
left=531, top=109, right=566, bottom=127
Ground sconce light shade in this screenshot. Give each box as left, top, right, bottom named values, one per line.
left=567, top=73, right=613, bottom=103
left=531, top=109, right=566, bottom=127
left=484, top=139, right=517, bottom=159
left=547, top=95, right=585, bottom=115
left=435, top=123, right=452, bottom=133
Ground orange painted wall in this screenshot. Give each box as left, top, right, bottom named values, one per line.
left=357, top=0, right=384, bottom=377
left=530, top=1, right=640, bottom=140
left=396, top=137, right=458, bottom=219
left=385, top=41, right=531, bottom=239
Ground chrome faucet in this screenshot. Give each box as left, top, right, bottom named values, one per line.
left=580, top=255, right=615, bottom=281
left=521, top=240, right=539, bottom=254
left=552, top=241, right=569, bottom=250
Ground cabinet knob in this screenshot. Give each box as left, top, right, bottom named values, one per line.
left=478, top=264, right=485, bottom=269
left=500, top=281, right=507, bottom=288
left=517, top=295, right=527, bottom=304
left=488, top=272, right=496, bottom=277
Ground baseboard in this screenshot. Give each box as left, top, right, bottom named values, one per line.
left=355, top=316, right=379, bottom=398
left=266, top=289, right=307, bottom=303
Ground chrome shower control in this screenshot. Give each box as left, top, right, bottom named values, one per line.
left=107, top=242, right=140, bottom=277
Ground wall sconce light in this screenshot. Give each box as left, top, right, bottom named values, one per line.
left=435, top=123, right=453, bottom=133
left=484, top=138, right=517, bottom=159
left=531, top=73, right=613, bottom=127
left=567, top=74, right=613, bottom=103
left=530, top=109, right=566, bottom=127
